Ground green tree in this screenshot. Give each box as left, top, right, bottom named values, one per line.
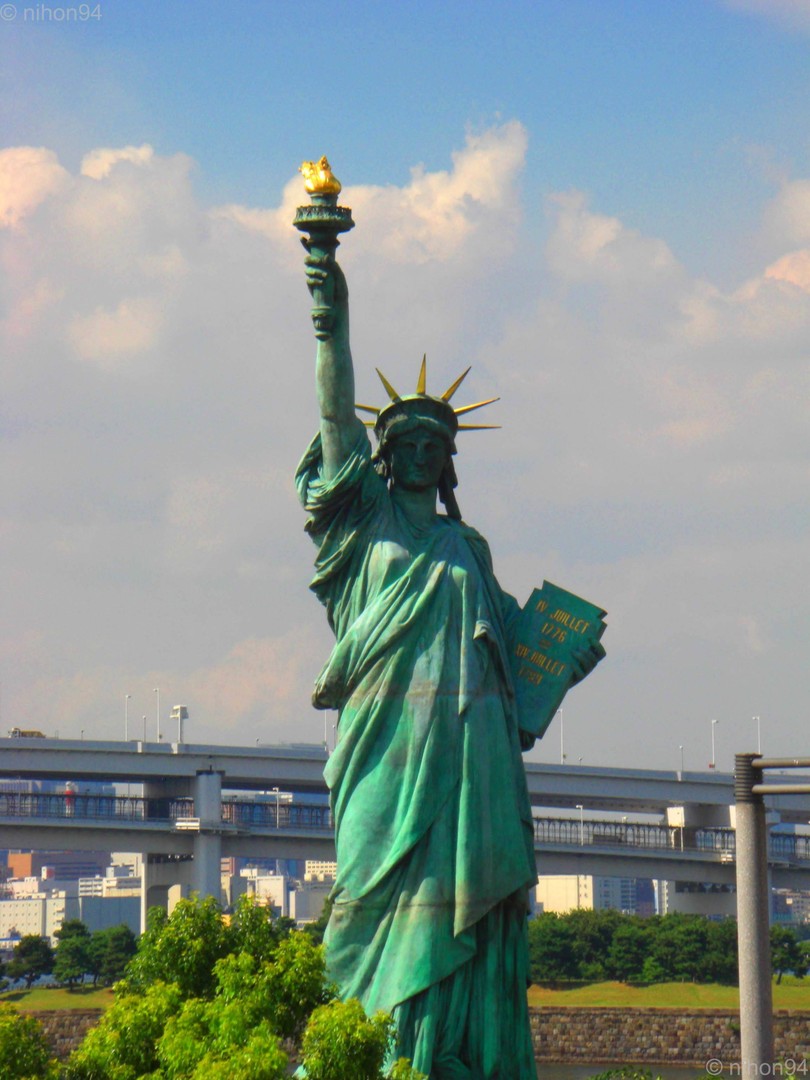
left=702, top=918, right=738, bottom=985
left=88, top=925, right=138, bottom=986
left=54, top=920, right=93, bottom=988
left=0, top=1003, right=59, bottom=1079
left=7, top=935, right=54, bottom=988
left=123, top=895, right=231, bottom=999
left=65, top=980, right=183, bottom=1079
left=228, top=893, right=293, bottom=963
left=301, top=998, right=395, bottom=1080
left=606, top=920, right=650, bottom=982
left=770, top=925, right=808, bottom=984
left=567, top=908, right=623, bottom=981
left=156, top=930, right=332, bottom=1076
left=57, top=918, right=91, bottom=942
left=527, top=912, right=579, bottom=981
left=67, top=894, right=421, bottom=1080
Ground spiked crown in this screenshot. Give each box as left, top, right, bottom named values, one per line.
left=356, top=356, right=499, bottom=454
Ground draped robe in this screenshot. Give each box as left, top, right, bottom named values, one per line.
left=297, top=430, right=538, bottom=1078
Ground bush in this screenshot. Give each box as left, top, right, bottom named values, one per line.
left=0, top=1003, right=59, bottom=1079
left=301, top=999, right=395, bottom=1080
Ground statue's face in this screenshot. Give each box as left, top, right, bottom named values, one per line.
left=388, top=427, right=449, bottom=492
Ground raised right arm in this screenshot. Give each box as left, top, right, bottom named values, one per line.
left=305, top=255, right=366, bottom=481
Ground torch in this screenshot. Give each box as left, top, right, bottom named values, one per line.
left=293, top=156, right=355, bottom=340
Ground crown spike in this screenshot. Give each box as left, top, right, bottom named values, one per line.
left=362, top=420, right=376, bottom=428
left=457, top=423, right=501, bottom=430
left=355, top=403, right=381, bottom=415
left=453, top=397, right=500, bottom=417
left=441, top=367, right=471, bottom=402
left=376, top=368, right=401, bottom=402
left=416, top=354, right=427, bottom=395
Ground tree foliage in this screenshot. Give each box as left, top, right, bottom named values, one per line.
left=301, top=999, right=423, bottom=1080
left=528, top=909, right=742, bottom=985
left=770, top=925, right=809, bottom=984
left=122, top=895, right=232, bottom=999
left=66, top=894, right=422, bottom=1079
left=54, top=920, right=93, bottom=988
left=7, top=934, right=54, bottom=988
left=89, top=925, right=138, bottom=986
left=0, top=1002, right=59, bottom=1079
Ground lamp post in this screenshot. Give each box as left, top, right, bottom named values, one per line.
left=576, top=804, right=584, bottom=846
left=679, top=745, right=684, bottom=776
left=272, top=786, right=280, bottom=829
left=142, top=715, right=147, bottom=742
left=754, top=715, right=761, bottom=755
left=124, top=693, right=131, bottom=741
left=154, top=688, right=160, bottom=742
left=711, top=718, right=719, bottom=769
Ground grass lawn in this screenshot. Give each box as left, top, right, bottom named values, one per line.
left=529, top=978, right=810, bottom=1010
left=1, top=985, right=115, bottom=1011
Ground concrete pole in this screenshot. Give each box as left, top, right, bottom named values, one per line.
left=193, top=770, right=223, bottom=902
left=140, top=854, right=150, bottom=935
left=735, top=752, right=773, bottom=1078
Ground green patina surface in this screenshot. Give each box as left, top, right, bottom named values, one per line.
left=294, top=172, right=603, bottom=1079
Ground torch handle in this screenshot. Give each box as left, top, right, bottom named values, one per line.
left=304, top=231, right=339, bottom=340
left=293, top=186, right=355, bottom=342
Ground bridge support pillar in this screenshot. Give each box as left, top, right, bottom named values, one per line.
left=193, top=770, right=223, bottom=902
left=735, top=753, right=773, bottom=1079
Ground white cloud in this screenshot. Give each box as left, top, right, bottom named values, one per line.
left=2, top=128, right=810, bottom=769
left=761, top=178, right=810, bottom=246
left=0, top=147, right=69, bottom=228
left=80, top=144, right=155, bottom=180
left=765, top=249, right=810, bottom=292
left=68, top=296, right=163, bottom=366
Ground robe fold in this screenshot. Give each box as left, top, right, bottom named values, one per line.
left=297, top=430, right=538, bottom=1078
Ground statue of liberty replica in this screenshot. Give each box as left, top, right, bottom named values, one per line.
left=294, top=159, right=605, bottom=1079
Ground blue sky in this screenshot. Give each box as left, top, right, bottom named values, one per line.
left=5, top=0, right=810, bottom=280
left=2, top=0, right=810, bottom=771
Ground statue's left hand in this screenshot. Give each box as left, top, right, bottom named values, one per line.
left=519, top=729, right=536, bottom=753
left=569, top=641, right=606, bottom=687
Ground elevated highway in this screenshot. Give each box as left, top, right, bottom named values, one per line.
left=5, top=737, right=810, bottom=821
left=4, top=737, right=810, bottom=912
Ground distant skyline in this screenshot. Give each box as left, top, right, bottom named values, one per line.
left=2, top=0, right=810, bottom=771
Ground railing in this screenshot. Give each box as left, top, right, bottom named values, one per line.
left=0, top=792, right=332, bottom=830
left=2, top=792, right=809, bottom=861
left=532, top=815, right=810, bottom=862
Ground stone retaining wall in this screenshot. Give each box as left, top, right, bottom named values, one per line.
left=27, top=1009, right=103, bottom=1060
left=22, top=1005, right=810, bottom=1068
left=530, top=1008, right=810, bottom=1067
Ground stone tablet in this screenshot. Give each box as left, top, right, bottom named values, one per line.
left=512, top=580, right=607, bottom=741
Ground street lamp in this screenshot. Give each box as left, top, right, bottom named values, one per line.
left=576, top=804, right=584, bottom=846
left=710, top=718, right=719, bottom=769
left=272, top=786, right=280, bottom=829
left=124, top=694, right=131, bottom=741
left=142, top=715, right=147, bottom=742
left=154, top=688, right=160, bottom=742
left=679, top=745, right=684, bottom=777
left=754, top=715, right=761, bottom=755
